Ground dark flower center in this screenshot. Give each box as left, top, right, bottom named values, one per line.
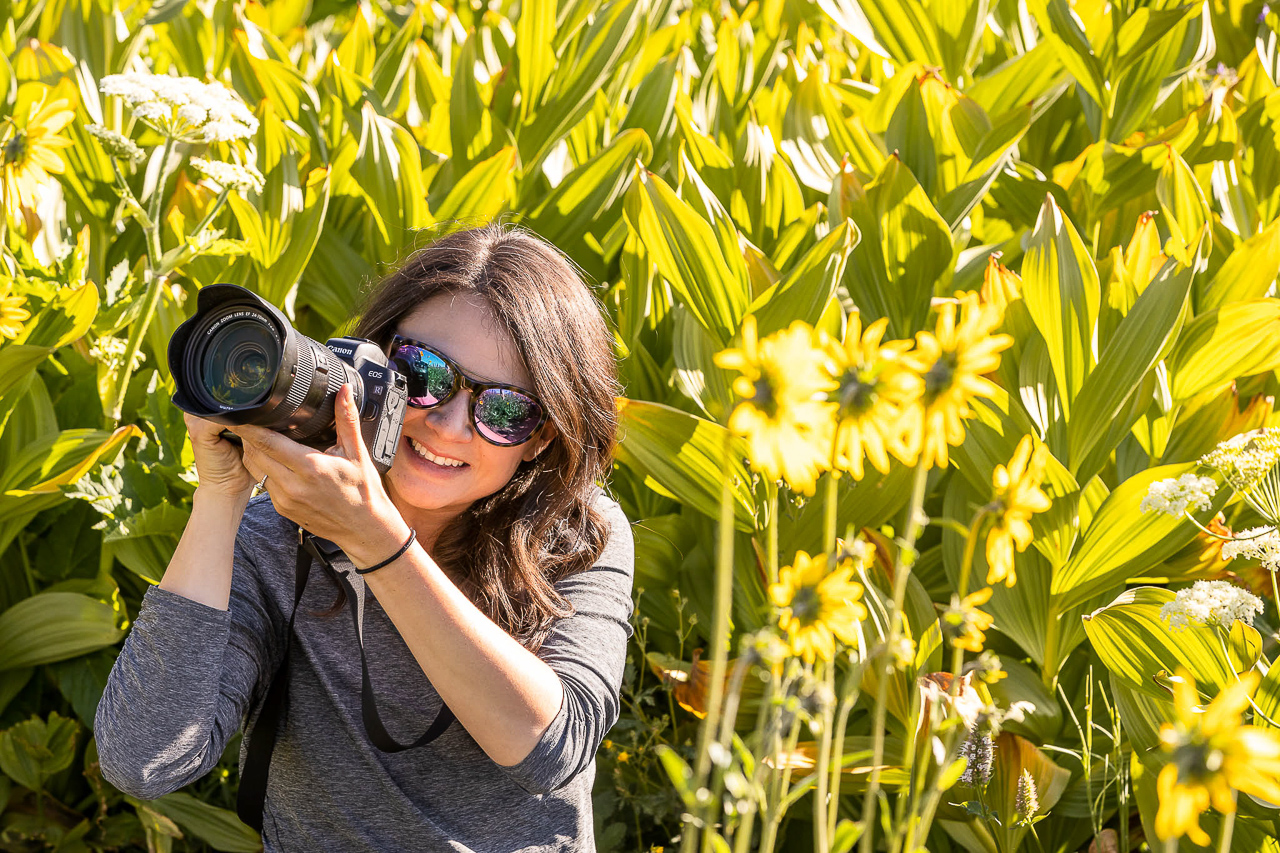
left=838, top=369, right=875, bottom=415
left=923, top=354, right=958, bottom=399
left=3, top=131, right=27, bottom=164
left=791, top=586, right=820, bottom=622
left=752, top=377, right=777, bottom=417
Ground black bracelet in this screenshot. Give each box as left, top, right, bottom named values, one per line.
left=354, top=528, right=417, bottom=575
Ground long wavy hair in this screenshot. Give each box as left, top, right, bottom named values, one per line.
left=313, top=222, right=621, bottom=652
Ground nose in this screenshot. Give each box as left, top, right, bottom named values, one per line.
left=423, top=390, right=474, bottom=442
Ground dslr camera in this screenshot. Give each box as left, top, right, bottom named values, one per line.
left=168, top=283, right=408, bottom=472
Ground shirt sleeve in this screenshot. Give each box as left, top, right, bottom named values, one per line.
left=497, top=494, right=636, bottom=795
left=93, top=511, right=285, bottom=800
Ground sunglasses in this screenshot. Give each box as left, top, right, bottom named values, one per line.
left=388, top=334, right=549, bottom=447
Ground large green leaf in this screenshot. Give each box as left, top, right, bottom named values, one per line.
left=1051, top=463, right=1230, bottom=610
left=146, top=793, right=263, bottom=853
left=430, top=146, right=516, bottom=224
left=348, top=101, right=431, bottom=248
left=1083, top=586, right=1234, bottom=699
left=623, top=167, right=749, bottom=346
left=524, top=129, right=651, bottom=247
left=748, top=219, right=858, bottom=337
left=1067, top=254, right=1196, bottom=480
left=0, top=592, right=125, bottom=671
left=0, top=712, right=79, bottom=792
left=1166, top=299, right=1280, bottom=401
left=1195, top=218, right=1280, bottom=313
left=614, top=399, right=756, bottom=531
left=1020, top=194, right=1100, bottom=418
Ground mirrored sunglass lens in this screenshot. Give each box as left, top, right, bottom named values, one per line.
left=475, top=389, right=542, bottom=444
left=394, top=345, right=454, bottom=406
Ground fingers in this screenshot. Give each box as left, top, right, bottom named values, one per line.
left=335, top=384, right=369, bottom=463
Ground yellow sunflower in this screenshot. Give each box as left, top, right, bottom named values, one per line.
left=714, top=315, right=835, bottom=496
left=0, top=91, right=75, bottom=218
left=1156, top=669, right=1280, bottom=845
left=768, top=549, right=867, bottom=664
left=824, top=312, right=921, bottom=480
left=899, top=291, right=1013, bottom=470
left=985, top=434, right=1052, bottom=587
left=0, top=293, right=30, bottom=340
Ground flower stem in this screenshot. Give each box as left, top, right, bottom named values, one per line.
left=106, top=270, right=166, bottom=424
left=824, top=470, right=840, bottom=554
left=682, top=430, right=738, bottom=853
left=1219, top=793, right=1237, bottom=853
left=859, top=461, right=930, bottom=853
left=813, top=660, right=835, bottom=853
left=826, top=658, right=863, bottom=842
left=768, top=489, right=779, bottom=586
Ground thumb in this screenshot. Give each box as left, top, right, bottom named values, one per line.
left=335, top=384, right=367, bottom=461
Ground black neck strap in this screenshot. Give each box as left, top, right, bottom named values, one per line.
left=236, top=528, right=455, bottom=832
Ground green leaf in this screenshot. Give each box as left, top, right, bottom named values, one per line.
left=833, top=0, right=942, bottom=68
left=1067, top=254, right=1197, bottom=479
left=147, top=793, right=263, bottom=852
left=966, top=43, right=1064, bottom=117
left=515, top=0, right=556, bottom=120
left=0, top=712, right=79, bottom=792
left=1228, top=620, right=1263, bottom=675
left=1027, top=0, right=1107, bottom=111
left=1166, top=299, right=1280, bottom=401
left=0, top=592, right=125, bottom=670
left=1083, top=586, right=1235, bottom=699
left=526, top=129, right=651, bottom=248
left=349, top=101, right=432, bottom=248
left=614, top=399, right=756, bottom=531
left=431, top=146, right=516, bottom=224
left=748, top=219, right=858, bottom=337
left=1114, top=5, right=1201, bottom=71
left=1195, top=218, right=1280, bottom=314
left=1051, top=464, right=1230, bottom=611
left=1020, top=193, right=1100, bottom=417
left=1156, top=147, right=1209, bottom=265
left=623, top=166, right=749, bottom=346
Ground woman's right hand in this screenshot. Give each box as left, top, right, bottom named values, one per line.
left=184, top=413, right=257, bottom=498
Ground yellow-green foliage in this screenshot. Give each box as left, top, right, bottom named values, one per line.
left=3, top=0, right=1280, bottom=849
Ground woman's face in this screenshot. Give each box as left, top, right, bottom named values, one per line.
left=382, top=291, right=555, bottom=530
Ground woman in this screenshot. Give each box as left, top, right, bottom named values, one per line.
left=94, top=223, right=635, bottom=852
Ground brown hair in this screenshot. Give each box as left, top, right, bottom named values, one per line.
left=313, top=221, right=620, bottom=652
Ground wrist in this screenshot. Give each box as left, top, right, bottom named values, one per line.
left=353, top=527, right=417, bottom=575
left=347, top=517, right=415, bottom=570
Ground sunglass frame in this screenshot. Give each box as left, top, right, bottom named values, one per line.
left=388, top=334, right=550, bottom=447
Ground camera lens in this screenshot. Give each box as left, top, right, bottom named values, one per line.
left=202, top=318, right=279, bottom=407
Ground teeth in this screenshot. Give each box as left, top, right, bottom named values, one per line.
left=408, top=437, right=466, bottom=468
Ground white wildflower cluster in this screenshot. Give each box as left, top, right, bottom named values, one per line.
left=1139, top=473, right=1218, bottom=517
left=85, top=124, right=145, bottom=162
left=1159, top=580, right=1264, bottom=631
left=1221, top=526, right=1280, bottom=572
left=190, top=157, right=265, bottom=193
left=88, top=336, right=146, bottom=370
left=1015, top=769, right=1039, bottom=823
left=958, top=730, right=994, bottom=787
left=1201, top=428, right=1280, bottom=490
left=100, top=72, right=258, bottom=143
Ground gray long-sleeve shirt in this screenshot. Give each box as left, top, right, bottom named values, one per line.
left=93, top=487, right=635, bottom=852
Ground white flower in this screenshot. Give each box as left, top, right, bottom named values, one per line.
left=1140, top=473, right=1218, bottom=517
left=1221, top=526, right=1280, bottom=572
left=1159, top=580, right=1264, bottom=631
left=190, top=157, right=265, bottom=193
left=86, top=124, right=145, bottom=162
left=1201, top=428, right=1280, bottom=490
left=99, top=72, right=258, bottom=143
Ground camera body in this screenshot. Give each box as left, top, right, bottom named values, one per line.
left=320, top=337, right=409, bottom=471
left=168, top=283, right=408, bottom=473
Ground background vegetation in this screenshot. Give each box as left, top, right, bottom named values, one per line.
left=4, top=0, right=1280, bottom=850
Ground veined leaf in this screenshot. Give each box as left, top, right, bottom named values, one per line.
left=349, top=101, right=431, bottom=247
left=1027, top=0, right=1108, bottom=111
left=623, top=166, right=749, bottom=346
left=1051, top=463, right=1230, bottom=610
left=525, top=129, right=651, bottom=247
left=0, top=592, right=125, bottom=670
left=146, top=793, right=262, bottom=853
left=1083, top=586, right=1234, bottom=699
left=431, top=146, right=516, bottom=223
left=1020, top=194, right=1100, bottom=418
left=1166, top=299, right=1280, bottom=401
left=1195, top=218, right=1280, bottom=314
left=1068, top=254, right=1197, bottom=479
left=614, top=399, right=756, bottom=531
left=748, top=219, right=858, bottom=338
left=515, top=0, right=556, bottom=120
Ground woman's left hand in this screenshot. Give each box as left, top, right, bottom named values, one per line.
left=228, top=383, right=409, bottom=563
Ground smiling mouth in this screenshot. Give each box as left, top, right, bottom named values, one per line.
left=407, top=436, right=469, bottom=468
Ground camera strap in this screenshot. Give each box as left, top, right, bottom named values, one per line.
left=236, top=527, right=456, bottom=833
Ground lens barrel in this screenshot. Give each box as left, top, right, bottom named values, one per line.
left=169, top=283, right=360, bottom=449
